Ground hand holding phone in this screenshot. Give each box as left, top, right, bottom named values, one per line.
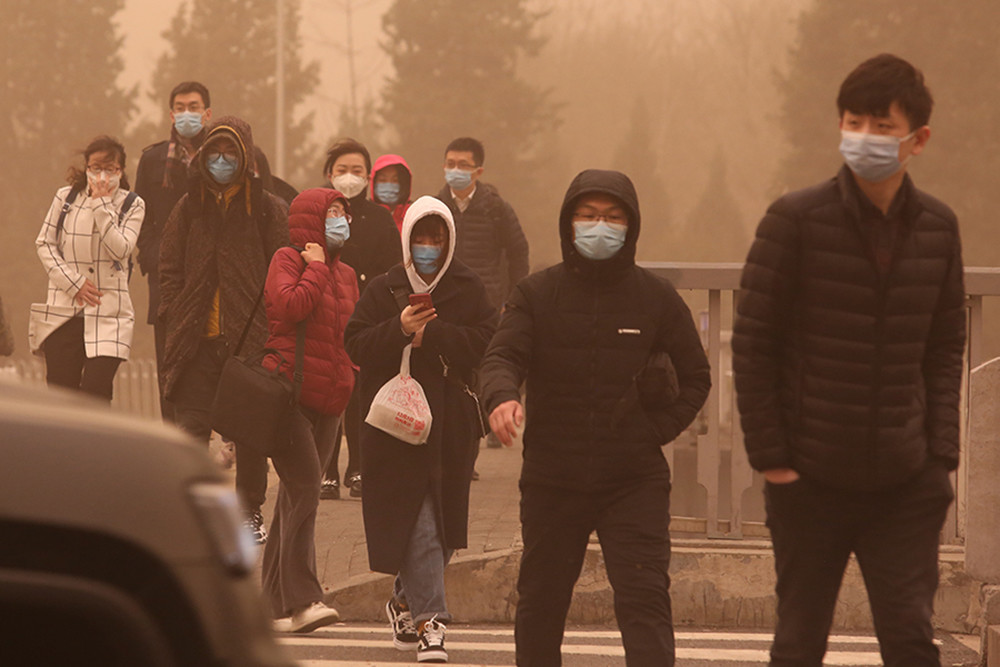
left=408, top=293, right=433, bottom=312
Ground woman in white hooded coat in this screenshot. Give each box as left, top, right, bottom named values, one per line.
left=344, top=195, right=497, bottom=661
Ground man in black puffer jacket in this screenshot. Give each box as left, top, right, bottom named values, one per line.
left=733, top=54, right=966, bottom=667
left=481, top=169, right=711, bottom=666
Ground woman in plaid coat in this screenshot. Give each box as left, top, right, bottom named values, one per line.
left=29, top=135, right=144, bottom=400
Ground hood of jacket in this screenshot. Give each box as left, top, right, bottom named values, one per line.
left=287, top=187, right=351, bottom=261
left=370, top=154, right=412, bottom=205
left=196, top=115, right=255, bottom=191
left=401, top=195, right=456, bottom=294
left=559, top=169, right=641, bottom=275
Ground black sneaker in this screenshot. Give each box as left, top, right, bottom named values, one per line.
left=385, top=598, right=418, bottom=651
left=320, top=478, right=340, bottom=500
left=417, top=616, right=447, bottom=663
left=244, top=509, right=267, bottom=545
left=346, top=473, right=362, bottom=498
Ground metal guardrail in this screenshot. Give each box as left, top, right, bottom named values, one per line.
left=6, top=264, right=999, bottom=542
left=641, top=262, right=1000, bottom=543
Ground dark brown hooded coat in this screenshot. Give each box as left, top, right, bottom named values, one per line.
left=157, top=116, right=289, bottom=399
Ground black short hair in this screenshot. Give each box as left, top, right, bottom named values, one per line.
left=323, top=137, right=372, bottom=176
left=837, top=54, right=933, bottom=131
left=169, top=81, right=211, bottom=109
left=445, top=137, right=484, bottom=166
left=66, top=135, right=131, bottom=191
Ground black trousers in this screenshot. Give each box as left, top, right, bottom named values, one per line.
left=172, top=338, right=269, bottom=512
left=515, top=477, right=674, bottom=667
left=324, top=371, right=360, bottom=483
left=44, top=317, right=122, bottom=402
left=766, top=461, right=954, bottom=667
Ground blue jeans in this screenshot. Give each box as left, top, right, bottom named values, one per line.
left=394, top=494, right=453, bottom=624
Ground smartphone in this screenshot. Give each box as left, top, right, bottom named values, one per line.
left=408, top=293, right=433, bottom=311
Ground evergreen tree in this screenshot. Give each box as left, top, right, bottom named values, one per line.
left=378, top=0, right=559, bottom=203
left=1, top=0, right=134, bottom=358
left=778, top=0, right=1000, bottom=265
left=684, top=149, right=747, bottom=262
left=150, top=0, right=319, bottom=185
left=612, top=97, right=672, bottom=261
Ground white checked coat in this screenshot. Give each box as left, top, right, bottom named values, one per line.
left=29, top=185, right=145, bottom=359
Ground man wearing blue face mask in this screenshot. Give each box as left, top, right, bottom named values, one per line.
left=733, top=54, right=965, bottom=666
left=136, top=81, right=278, bottom=424
left=437, top=137, right=529, bottom=313
left=480, top=169, right=711, bottom=666
left=158, top=116, right=289, bottom=546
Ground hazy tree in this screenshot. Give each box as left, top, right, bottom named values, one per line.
left=683, top=149, right=748, bottom=262
left=612, top=97, right=673, bottom=260
left=150, top=0, right=319, bottom=185
left=378, top=0, right=559, bottom=202
left=0, top=0, right=135, bottom=359
left=778, top=0, right=1000, bottom=265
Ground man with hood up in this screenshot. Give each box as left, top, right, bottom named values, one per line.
left=480, top=170, right=711, bottom=666
left=158, top=116, right=289, bottom=542
left=371, top=153, right=413, bottom=234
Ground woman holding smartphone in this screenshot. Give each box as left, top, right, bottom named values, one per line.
left=344, top=196, right=497, bottom=663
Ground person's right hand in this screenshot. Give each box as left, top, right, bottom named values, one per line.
left=400, top=304, right=436, bottom=335
left=301, top=242, right=325, bottom=264
left=763, top=468, right=800, bottom=484
left=74, top=278, right=103, bottom=307
left=489, top=400, right=524, bottom=447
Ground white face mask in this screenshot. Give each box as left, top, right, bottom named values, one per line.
left=87, top=169, right=121, bottom=194
left=331, top=172, right=368, bottom=199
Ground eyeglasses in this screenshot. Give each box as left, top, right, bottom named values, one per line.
left=206, top=152, right=238, bottom=162
left=573, top=210, right=628, bottom=225
left=327, top=207, right=348, bottom=218
left=444, top=160, right=477, bottom=171
left=86, top=165, right=121, bottom=176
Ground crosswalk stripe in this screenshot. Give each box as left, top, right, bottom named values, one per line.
left=278, top=638, right=883, bottom=664
left=284, top=624, right=882, bottom=645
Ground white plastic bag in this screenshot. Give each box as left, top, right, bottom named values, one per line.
left=365, top=344, right=432, bottom=445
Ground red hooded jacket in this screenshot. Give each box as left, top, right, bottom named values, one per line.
left=262, top=187, right=359, bottom=415
left=370, top=153, right=412, bottom=233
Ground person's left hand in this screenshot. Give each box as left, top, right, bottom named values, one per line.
left=301, top=242, right=325, bottom=264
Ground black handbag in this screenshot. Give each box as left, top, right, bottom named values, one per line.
left=210, top=285, right=306, bottom=457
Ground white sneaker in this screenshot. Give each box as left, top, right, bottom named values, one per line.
left=272, top=617, right=293, bottom=633
left=417, top=616, right=448, bottom=663
left=289, top=601, right=340, bottom=633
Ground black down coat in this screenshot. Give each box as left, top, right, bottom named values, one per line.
left=480, top=169, right=711, bottom=491
left=345, top=204, right=497, bottom=574
left=732, top=166, right=966, bottom=492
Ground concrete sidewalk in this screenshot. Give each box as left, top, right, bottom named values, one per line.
left=253, top=437, right=983, bottom=644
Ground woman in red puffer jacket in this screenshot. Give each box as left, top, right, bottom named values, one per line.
left=260, top=187, right=358, bottom=633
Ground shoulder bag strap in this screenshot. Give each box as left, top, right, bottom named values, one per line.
left=292, top=320, right=306, bottom=403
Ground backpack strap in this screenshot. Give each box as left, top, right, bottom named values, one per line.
left=116, top=191, right=140, bottom=279
left=55, top=188, right=82, bottom=240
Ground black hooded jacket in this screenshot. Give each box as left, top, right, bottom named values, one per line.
left=480, top=169, right=711, bottom=490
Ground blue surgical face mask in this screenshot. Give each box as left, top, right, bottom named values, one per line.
left=839, top=129, right=915, bottom=183
left=374, top=182, right=401, bottom=205
left=206, top=153, right=239, bottom=185
left=325, top=216, right=350, bottom=248
left=444, top=168, right=473, bottom=191
left=572, top=220, right=628, bottom=261
left=174, top=111, right=204, bottom=139
left=411, top=243, right=443, bottom=275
